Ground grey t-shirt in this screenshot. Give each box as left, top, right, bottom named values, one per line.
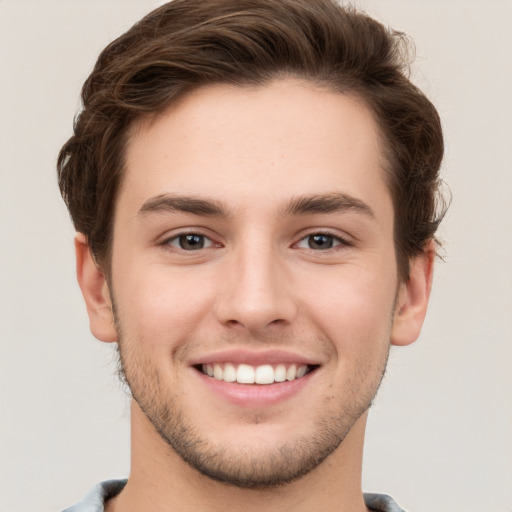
left=61, top=479, right=407, bottom=511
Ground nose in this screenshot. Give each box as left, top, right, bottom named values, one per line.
left=214, top=244, right=297, bottom=334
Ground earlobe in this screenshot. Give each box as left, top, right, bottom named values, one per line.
left=391, top=241, right=435, bottom=347
left=75, top=233, right=117, bottom=343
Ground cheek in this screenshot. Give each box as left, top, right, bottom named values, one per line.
left=301, top=264, right=397, bottom=350
left=113, top=265, right=215, bottom=353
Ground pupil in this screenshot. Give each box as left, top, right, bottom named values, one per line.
left=180, top=234, right=204, bottom=250
left=309, top=234, right=333, bottom=250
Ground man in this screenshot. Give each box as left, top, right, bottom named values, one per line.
left=57, top=0, right=445, bottom=510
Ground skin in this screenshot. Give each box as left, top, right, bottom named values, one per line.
left=76, top=79, right=434, bottom=512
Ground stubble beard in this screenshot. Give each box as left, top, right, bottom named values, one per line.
left=113, top=311, right=389, bottom=490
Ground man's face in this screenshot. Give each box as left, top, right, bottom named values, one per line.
left=104, top=79, right=405, bottom=487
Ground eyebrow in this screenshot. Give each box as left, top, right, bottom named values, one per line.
left=138, top=194, right=232, bottom=218
left=138, top=192, right=374, bottom=220
left=283, top=193, right=375, bottom=218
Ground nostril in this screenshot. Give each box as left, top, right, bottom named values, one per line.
left=268, top=318, right=287, bottom=326
left=223, top=317, right=289, bottom=331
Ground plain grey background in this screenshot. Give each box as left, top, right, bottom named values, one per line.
left=1, top=1, right=511, bottom=511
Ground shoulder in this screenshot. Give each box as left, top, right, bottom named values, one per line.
left=364, top=493, right=407, bottom=512
left=60, top=480, right=127, bottom=512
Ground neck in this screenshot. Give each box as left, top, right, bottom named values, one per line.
left=107, top=400, right=369, bottom=512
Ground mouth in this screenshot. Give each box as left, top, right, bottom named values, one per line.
left=195, top=362, right=318, bottom=385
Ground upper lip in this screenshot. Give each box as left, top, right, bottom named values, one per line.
left=188, top=348, right=323, bottom=367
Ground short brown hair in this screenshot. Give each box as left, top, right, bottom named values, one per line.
left=57, top=0, right=445, bottom=280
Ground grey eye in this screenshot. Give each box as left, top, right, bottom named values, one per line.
left=170, top=234, right=212, bottom=250
left=307, top=234, right=335, bottom=250
left=296, top=233, right=347, bottom=251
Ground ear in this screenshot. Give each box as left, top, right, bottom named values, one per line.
left=391, top=241, right=435, bottom=346
left=75, top=233, right=117, bottom=343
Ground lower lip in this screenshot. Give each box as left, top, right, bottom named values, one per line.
left=192, top=368, right=316, bottom=407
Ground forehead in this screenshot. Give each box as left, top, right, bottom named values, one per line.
left=121, top=79, right=390, bottom=217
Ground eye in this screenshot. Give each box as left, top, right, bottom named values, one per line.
left=166, top=233, right=215, bottom=251
left=296, top=233, right=349, bottom=251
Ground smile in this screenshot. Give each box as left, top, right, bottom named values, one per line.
left=199, top=363, right=316, bottom=385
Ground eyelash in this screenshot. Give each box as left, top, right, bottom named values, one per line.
left=160, top=231, right=352, bottom=253
left=295, top=232, right=353, bottom=251
left=161, top=232, right=220, bottom=251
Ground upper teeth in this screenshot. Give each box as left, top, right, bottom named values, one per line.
left=201, top=363, right=309, bottom=385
